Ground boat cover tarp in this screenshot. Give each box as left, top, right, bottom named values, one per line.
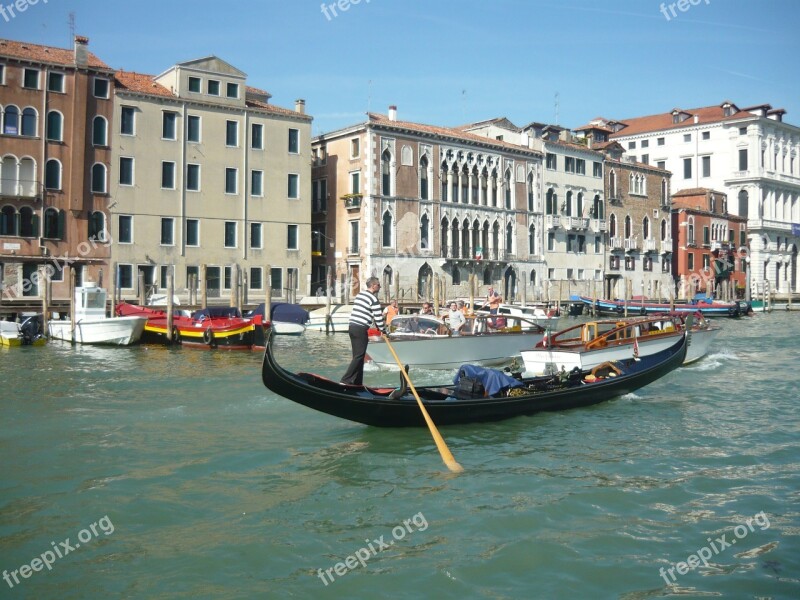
left=453, top=364, right=524, bottom=396
left=249, top=303, right=309, bottom=324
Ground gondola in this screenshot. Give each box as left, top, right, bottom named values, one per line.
left=260, top=327, right=688, bottom=427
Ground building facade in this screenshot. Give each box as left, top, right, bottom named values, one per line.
left=593, top=101, right=799, bottom=298
left=595, top=141, right=673, bottom=299
left=671, top=188, right=747, bottom=298
left=311, top=108, right=544, bottom=304
left=0, top=36, right=114, bottom=304
left=111, top=57, right=312, bottom=304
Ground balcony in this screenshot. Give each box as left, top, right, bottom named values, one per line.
left=660, top=239, right=673, bottom=254
left=545, top=214, right=561, bottom=229
left=610, top=236, right=624, bottom=250
left=624, top=238, right=640, bottom=251
left=590, top=218, right=607, bottom=233
left=643, top=239, right=657, bottom=252
left=342, top=194, right=362, bottom=210
left=346, top=246, right=360, bottom=255
left=564, top=216, right=589, bottom=230
left=504, top=252, right=516, bottom=261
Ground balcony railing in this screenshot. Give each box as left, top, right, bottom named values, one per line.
left=643, top=239, right=657, bottom=252
left=545, top=214, right=561, bottom=229
left=591, top=218, right=607, bottom=233
left=564, top=216, right=589, bottom=230
left=624, top=238, right=640, bottom=251
left=346, top=245, right=360, bottom=255
left=660, top=239, right=673, bottom=254
left=610, top=236, right=624, bottom=250
left=0, top=178, right=41, bottom=198
left=342, top=194, right=362, bottom=210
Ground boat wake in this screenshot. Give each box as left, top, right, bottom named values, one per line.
left=685, top=349, right=739, bottom=372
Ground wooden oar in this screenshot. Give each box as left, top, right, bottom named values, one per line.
left=380, top=332, right=464, bottom=474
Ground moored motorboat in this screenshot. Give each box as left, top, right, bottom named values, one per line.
left=260, top=327, right=688, bottom=427
left=571, top=294, right=750, bottom=318
left=365, top=313, right=546, bottom=370
left=49, top=283, right=147, bottom=346
left=116, top=302, right=255, bottom=350
left=1, top=317, right=47, bottom=347
left=305, top=304, right=353, bottom=333
left=520, top=314, right=707, bottom=375
left=247, top=302, right=308, bottom=336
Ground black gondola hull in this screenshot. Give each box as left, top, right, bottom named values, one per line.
left=261, top=328, right=687, bottom=427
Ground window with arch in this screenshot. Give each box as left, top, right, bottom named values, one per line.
left=21, top=108, right=37, bottom=136
left=440, top=163, right=448, bottom=200
left=0, top=206, right=15, bottom=235
left=3, top=106, right=19, bottom=135
left=624, top=215, right=632, bottom=239
left=18, top=206, right=37, bottom=237
left=642, top=216, right=650, bottom=239
left=565, top=191, right=573, bottom=216
left=687, top=217, right=695, bottom=245
left=440, top=218, right=449, bottom=254
left=382, top=210, right=393, bottom=248
left=546, top=188, right=557, bottom=215
left=461, top=165, right=469, bottom=203
left=527, top=172, right=535, bottom=212
left=46, top=111, right=63, bottom=141
left=91, top=163, right=107, bottom=193
left=381, top=150, right=392, bottom=196
left=420, top=213, right=429, bottom=249
left=528, top=224, right=536, bottom=254
left=609, top=213, right=617, bottom=237
left=450, top=219, right=460, bottom=257
left=506, top=223, right=513, bottom=255
left=88, top=211, right=106, bottom=241
left=93, top=116, right=108, bottom=146
left=452, top=267, right=461, bottom=285
left=420, top=156, right=429, bottom=200
left=661, top=178, right=668, bottom=205
left=660, top=218, right=668, bottom=241
left=592, top=194, right=603, bottom=219
left=43, top=207, right=65, bottom=239
left=609, top=169, right=617, bottom=198
left=45, top=159, right=61, bottom=190
left=461, top=219, right=470, bottom=258
left=504, top=170, right=512, bottom=209
left=576, top=193, right=583, bottom=217
left=451, top=164, right=459, bottom=202
left=630, top=173, right=635, bottom=194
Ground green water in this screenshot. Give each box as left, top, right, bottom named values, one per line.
left=1, top=314, right=798, bottom=599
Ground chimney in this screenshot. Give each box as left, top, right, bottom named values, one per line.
left=74, top=35, right=89, bottom=68
left=693, top=114, right=699, bottom=124
left=388, top=105, right=397, bottom=121
left=295, top=99, right=305, bottom=114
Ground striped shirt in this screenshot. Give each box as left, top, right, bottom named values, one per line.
left=349, top=290, right=385, bottom=330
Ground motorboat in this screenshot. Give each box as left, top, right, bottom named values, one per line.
left=481, top=303, right=560, bottom=329
left=1, top=317, right=46, bottom=347
left=571, top=294, right=751, bottom=318
left=49, top=283, right=147, bottom=345
left=365, top=313, right=546, bottom=370
left=247, top=302, right=308, bottom=336
left=519, top=314, right=712, bottom=375
left=305, top=304, right=353, bottom=333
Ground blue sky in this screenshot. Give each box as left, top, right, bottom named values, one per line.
left=4, top=0, right=799, bottom=135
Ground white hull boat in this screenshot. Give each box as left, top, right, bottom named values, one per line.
left=48, top=282, right=147, bottom=346
left=49, top=316, right=147, bottom=345
left=520, top=314, right=715, bottom=375
left=272, top=321, right=306, bottom=336
left=366, top=314, right=545, bottom=369
left=305, top=304, right=353, bottom=333
left=492, top=303, right=560, bottom=330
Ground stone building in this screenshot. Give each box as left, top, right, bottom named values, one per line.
left=311, top=107, right=543, bottom=304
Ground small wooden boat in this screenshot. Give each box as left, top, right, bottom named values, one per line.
left=365, top=313, right=546, bottom=370
left=571, top=294, right=751, bottom=318
left=116, top=302, right=255, bottom=350
left=261, top=327, right=688, bottom=427
left=520, top=314, right=710, bottom=375
left=49, top=283, right=147, bottom=346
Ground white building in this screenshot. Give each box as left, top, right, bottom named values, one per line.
left=593, top=101, right=799, bottom=297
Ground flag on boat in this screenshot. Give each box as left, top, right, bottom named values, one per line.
left=542, top=329, right=550, bottom=348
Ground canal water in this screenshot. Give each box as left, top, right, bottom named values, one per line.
left=1, top=313, right=798, bottom=599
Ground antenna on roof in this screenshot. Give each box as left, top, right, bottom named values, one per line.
left=555, top=91, right=560, bottom=126
left=367, top=79, right=372, bottom=113
left=462, top=89, right=466, bottom=122
left=68, top=12, right=75, bottom=46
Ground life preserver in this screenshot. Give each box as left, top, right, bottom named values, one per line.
left=203, top=327, right=216, bottom=347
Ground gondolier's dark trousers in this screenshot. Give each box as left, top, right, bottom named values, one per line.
left=341, top=324, right=370, bottom=385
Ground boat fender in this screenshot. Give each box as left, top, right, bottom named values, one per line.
left=172, top=326, right=181, bottom=344
left=203, top=327, right=215, bottom=347
left=640, top=307, right=647, bottom=316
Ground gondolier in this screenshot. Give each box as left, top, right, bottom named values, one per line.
left=341, top=277, right=386, bottom=385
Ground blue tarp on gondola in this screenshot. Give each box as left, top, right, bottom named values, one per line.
left=249, top=303, right=309, bottom=325
left=453, top=364, right=524, bottom=397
